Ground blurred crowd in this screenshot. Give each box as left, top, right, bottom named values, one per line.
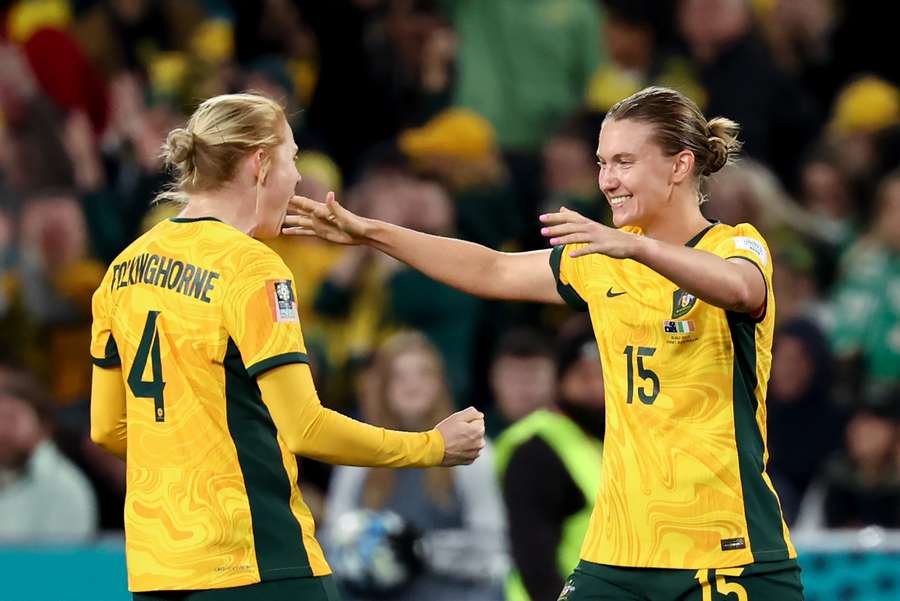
left=0, top=0, right=899, bottom=598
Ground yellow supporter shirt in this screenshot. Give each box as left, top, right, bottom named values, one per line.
left=90, top=217, right=442, bottom=591
left=551, top=222, right=796, bottom=569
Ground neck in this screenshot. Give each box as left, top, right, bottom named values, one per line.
left=179, top=187, right=259, bottom=236
left=641, top=189, right=712, bottom=245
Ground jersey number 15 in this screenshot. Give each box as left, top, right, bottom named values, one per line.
left=623, top=345, right=659, bottom=405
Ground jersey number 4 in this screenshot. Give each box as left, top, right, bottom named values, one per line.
left=624, top=345, right=659, bottom=405
left=128, top=311, right=166, bottom=422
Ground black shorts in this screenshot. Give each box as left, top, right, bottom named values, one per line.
left=132, top=576, right=341, bottom=601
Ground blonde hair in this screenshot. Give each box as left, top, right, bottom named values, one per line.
left=606, top=86, right=742, bottom=180
left=156, top=92, right=286, bottom=203
left=361, top=331, right=456, bottom=509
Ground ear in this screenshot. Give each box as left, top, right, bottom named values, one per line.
left=671, top=150, right=694, bottom=184
left=252, top=149, right=270, bottom=184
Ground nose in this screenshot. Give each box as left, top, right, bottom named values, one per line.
left=598, top=166, right=618, bottom=193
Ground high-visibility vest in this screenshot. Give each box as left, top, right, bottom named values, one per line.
left=494, top=409, right=603, bottom=601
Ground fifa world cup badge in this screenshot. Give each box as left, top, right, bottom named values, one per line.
left=267, top=279, right=299, bottom=322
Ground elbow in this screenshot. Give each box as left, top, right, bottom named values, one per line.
left=727, top=280, right=762, bottom=314
left=282, top=433, right=308, bottom=457
left=90, top=425, right=110, bottom=447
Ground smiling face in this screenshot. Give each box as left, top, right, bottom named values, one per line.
left=597, top=118, right=692, bottom=229
left=254, top=119, right=301, bottom=238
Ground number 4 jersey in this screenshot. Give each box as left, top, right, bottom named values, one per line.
left=90, top=217, right=329, bottom=591
left=551, top=222, right=796, bottom=569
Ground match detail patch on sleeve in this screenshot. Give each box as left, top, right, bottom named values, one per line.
left=267, top=279, right=299, bottom=322
left=732, top=237, right=768, bottom=266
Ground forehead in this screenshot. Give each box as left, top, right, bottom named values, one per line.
left=596, top=119, right=660, bottom=158
left=279, top=118, right=297, bottom=148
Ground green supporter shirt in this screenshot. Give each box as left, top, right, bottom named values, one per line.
left=829, top=244, right=900, bottom=383
left=447, top=0, right=604, bottom=151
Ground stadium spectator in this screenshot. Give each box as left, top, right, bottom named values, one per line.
left=676, top=0, right=819, bottom=185
left=767, top=318, right=847, bottom=523
left=494, top=319, right=604, bottom=601
left=0, top=370, right=97, bottom=542
left=487, top=328, right=557, bottom=435
left=325, top=331, right=506, bottom=601
left=820, top=393, right=900, bottom=529
left=828, top=170, right=900, bottom=393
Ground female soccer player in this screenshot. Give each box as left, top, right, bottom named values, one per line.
left=89, top=93, right=485, bottom=601
left=286, top=87, right=805, bottom=600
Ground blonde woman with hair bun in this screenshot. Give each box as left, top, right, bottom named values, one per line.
left=289, top=87, right=806, bottom=600
left=89, top=92, right=486, bottom=601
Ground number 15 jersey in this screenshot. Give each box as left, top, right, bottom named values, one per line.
left=551, top=222, right=796, bottom=569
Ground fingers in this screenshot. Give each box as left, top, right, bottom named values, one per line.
left=568, top=244, right=602, bottom=258
left=289, top=195, right=320, bottom=212
left=549, top=233, right=595, bottom=246
left=540, top=222, right=584, bottom=239
left=281, top=227, right=317, bottom=236
left=539, top=208, right=584, bottom=225
left=458, top=406, right=485, bottom=421
left=282, top=214, right=314, bottom=228
left=289, top=194, right=336, bottom=221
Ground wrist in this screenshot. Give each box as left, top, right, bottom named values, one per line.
left=628, top=234, right=654, bottom=262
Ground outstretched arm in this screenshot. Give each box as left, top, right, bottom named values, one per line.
left=541, top=208, right=765, bottom=314
left=257, top=362, right=485, bottom=467
left=284, top=194, right=564, bottom=304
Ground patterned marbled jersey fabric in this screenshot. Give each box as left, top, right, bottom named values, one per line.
left=553, top=222, right=796, bottom=569
left=91, top=217, right=329, bottom=592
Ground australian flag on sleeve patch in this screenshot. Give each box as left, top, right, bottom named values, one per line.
left=267, top=279, right=299, bottom=322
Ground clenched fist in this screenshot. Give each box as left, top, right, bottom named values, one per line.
left=435, top=407, right=486, bottom=466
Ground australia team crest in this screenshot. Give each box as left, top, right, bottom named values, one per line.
left=671, top=289, right=697, bottom=319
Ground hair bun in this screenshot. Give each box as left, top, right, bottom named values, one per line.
left=164, top=128, right=195, bottom=167
left=704, top=136, right=729, bottom=175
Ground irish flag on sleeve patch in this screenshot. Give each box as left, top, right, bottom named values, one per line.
left=267, top=279, right=299, bottom=322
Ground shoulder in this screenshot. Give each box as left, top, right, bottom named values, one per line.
left=506, top=435, right=565, bottom=475
left=706, top=222, right=768, bottom=245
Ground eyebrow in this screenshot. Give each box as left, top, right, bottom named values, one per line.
left=596, top=152, right=637, bottom=162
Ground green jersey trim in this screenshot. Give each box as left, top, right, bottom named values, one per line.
left=247, top=352, right=310, bottom=379
left=550, top=246, right=589, bottom=312
left=169, top=216, right=225, bottom=224
left=91, top=335, right=121, bottom=368
left=224, top=339, right=313, bottom=580
left=727, top=315, right=790, bottom=562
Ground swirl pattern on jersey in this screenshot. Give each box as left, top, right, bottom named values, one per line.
left=556, top=223, right=796, bottom=569
left=91, top=219, right=327, bottom=591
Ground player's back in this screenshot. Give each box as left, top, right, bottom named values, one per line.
left=91, top=216, right=328, bottom=591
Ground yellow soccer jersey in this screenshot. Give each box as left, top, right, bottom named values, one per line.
left=551, top=222, right=796, bottom=569
left=91, top=217, right=330, bottom=591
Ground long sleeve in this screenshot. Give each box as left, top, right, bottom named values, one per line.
left=257, top=362, right=445, bottom=467
left=89, top=365, right=127, bottom=459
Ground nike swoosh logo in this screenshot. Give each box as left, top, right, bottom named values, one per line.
left=606, top=288, right=627, bottom=298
